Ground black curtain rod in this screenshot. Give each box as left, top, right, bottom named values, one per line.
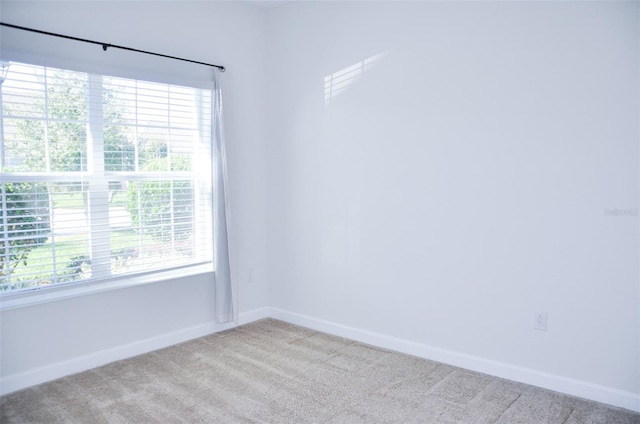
left=0, top=22, right=225, bottom=72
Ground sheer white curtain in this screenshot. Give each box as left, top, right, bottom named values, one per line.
left=212, top=76, right=236, bottom=324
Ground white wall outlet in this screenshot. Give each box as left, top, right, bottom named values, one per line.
left=534, top=312, right=548, bottom=331
left=247, top=269, right=255, bottom=284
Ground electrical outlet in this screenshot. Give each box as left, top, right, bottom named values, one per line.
left=534, top=312, right=548, bottom=331
left=247, top=269, right=255, bottom=284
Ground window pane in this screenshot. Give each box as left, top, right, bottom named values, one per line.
left=1, top=64, right=89, bottom=173
left=2, top=63, right=46, bottom=118
left=103, top=78, right=136, bottom=126
left=3, top=118, right=46, bottom=172
left=110, top=179, right=197, bottom=274
left=138, top=129, right=169, bottom=171
left=0, top=182, right=51, bottom=291
left=104, top=126, right=135, bottom=172
left=137, top=82, right=169, bottom=127
left=46, top=69, right=87, bottom=121
left=48, top=121, right=87, bottom=172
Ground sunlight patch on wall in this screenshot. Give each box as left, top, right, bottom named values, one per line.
left=324, top=52, right=387, bottom=105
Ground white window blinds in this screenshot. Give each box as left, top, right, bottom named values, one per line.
left=0, top=62, right=213, bottom=292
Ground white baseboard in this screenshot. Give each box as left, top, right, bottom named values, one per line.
left=0, top=307, right=270, bottom=396
left=268, top=307, right=640, bottom=414
left=238, top=306, right=271, bottom=325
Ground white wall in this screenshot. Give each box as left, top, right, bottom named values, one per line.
left=0, top=0, right=269, bottom=390
left=266, top=0, right=639, bottom=410
left=1, top=0, right=638, bottom=413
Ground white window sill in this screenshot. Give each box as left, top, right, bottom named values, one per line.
left=0, top=263, right=214, bottom=312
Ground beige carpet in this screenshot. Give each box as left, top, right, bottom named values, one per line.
left=1, top=318, right=638, bottom=423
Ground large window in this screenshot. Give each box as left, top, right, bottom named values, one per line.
left=0, top=62, right=213, bottom=293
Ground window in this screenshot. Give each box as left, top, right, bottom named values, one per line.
left=0, top=62, right=213, bottom=293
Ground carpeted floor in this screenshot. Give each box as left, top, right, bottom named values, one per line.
left=1, top=318, right=638, bottom=423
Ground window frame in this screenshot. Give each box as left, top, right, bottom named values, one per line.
left=0, top=61, right=215, bottom=307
